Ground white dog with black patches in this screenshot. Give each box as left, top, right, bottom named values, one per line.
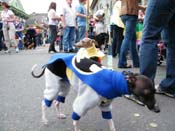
left=32, top=39, right=159, bottom=131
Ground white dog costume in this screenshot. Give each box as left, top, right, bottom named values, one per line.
left=40, top=52, right=130, bottom=131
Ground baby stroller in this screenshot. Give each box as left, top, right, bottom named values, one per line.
left=89, top=10, right=109, bottom=52
left=157, top=41, right=166, bottom=65
left=23, top=27, right=36, bottom=49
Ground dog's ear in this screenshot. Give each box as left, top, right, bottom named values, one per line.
left=74, top=40, right=86, bottom=48
left=90, top=39, right=98, bottom=47
left=123, top=71, right=137, bottom=88
left=135, top=75, right=155, bottom=96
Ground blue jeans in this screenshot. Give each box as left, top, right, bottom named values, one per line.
left=16, top=31, right=23, bottom=39
left=77, top=26, right=86, bottom=42
left=63, top=26, right=75, bottom=51
left=118, top=15, right=139, bottom=67
left=139, top=0, right=175, bottom=90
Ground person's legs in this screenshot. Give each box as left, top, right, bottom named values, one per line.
left=78, top=26, right=86, bottom=42
left=75, top=28, right=79, bottom=43
left=140, top=0, right=175, bottom=81
left=59, top=35, right=63, bottom=51
left=118, top=15, right=137, bottom=67
left=3, top=25, right=10, bottom=50
left=48, top=25, right=57, bottom=52
left=111, top=24, right=117, bottom=57
left=68, top=27, right=75, bottom=51
left=0, top=31, right=3, bottom=50
left=116, top=26, right=124, bottom=55
left=32, top=36, right=37, bottom=49
left=9, top=24, right=18, bottom=48
left=63, top=27, right=70, bottom=52
left=159, top=14, right=175, bottom=91
left=130, top=32, right=139, bottom=67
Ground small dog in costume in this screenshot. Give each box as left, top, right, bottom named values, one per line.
left=32, top=43, right=160, bottom=131
left=32, top=38, right=105, bottom=125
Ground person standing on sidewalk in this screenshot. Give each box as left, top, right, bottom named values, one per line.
left=0, top=19, right=7, bottom=51
left=118, top=0, right=145, bottom=68
left=60, top=0, right=76, bottom=53
left=75, top=0, right=87, bottom=42
left=110, top=0, right=124, bottom=58
left=47, top=2, right=60, bottom=53
left=1, top=2, right=18, bottom=53
left=140, top=0, right=175, bottom=97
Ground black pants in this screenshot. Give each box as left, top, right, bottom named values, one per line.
left=0, top=31, right=7, bottom=50
left=49, top=25, right=57, bottom=51
left=111, top=25, right=124, bottom=57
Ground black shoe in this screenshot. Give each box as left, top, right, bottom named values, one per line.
left=48, top=50, right=54, bottom=54
left=112, top=53, right=117, bottom=58
left=63, top=50, right=69, bottom=53
left=155, top=85, right=175, bottom=98
left=118, top=65, right=132, bottom=69
left=53, top=50, right=58, bottom=53
left=48, top=50, right=57, bottom=54
left=69, top=49, right=75, bottom=53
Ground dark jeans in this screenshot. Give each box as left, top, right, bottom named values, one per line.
left=111, top=24, right=124, bottom=57
left=36, top=33, right=42, bottom=46
left=16, top=31, right=23, bottom=39
left=0, top=31, right=7, bottom=50
left=140, top=0, right=175, bottom=90
left=118, top=15, right=139, bottom=67
left=49, top=25, right=57, bottom=51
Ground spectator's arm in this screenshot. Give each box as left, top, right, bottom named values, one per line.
left=76, top=12, right=86, bottom=18
left=60, top=15, right=66, bottom=28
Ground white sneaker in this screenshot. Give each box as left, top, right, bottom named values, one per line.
left=4, top=50, right=10, bottom=54
left=16, top=48, right=19, bottom=53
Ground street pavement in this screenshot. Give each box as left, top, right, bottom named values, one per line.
left=0, top=46, right=175, bottom=131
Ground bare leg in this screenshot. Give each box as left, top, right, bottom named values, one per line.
left=54, top=100, right=66, bottom=119
left=73, top=120, right=81, bottom=131
left=41, top=100, right=48, bottom=125
left=108, top=119, right=116, bottom=131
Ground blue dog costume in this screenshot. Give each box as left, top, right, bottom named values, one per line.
left=43, top=53, right=130, bottom=121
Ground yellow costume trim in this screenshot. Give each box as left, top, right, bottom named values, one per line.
left=66, top=67, right=73, bottom=81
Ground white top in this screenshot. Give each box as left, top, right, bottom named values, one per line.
left=1, top=9, right=15, bottom=25
left=48, top=9, right=58, bottom=25
left=95, top=22, right=107, bottom=35
left=60, top=3, right=76, bottom=27
left=110, top=0, right=124, bottom=28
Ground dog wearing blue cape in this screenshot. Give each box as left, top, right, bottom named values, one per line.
left=31, top=38, right=159, bottom=131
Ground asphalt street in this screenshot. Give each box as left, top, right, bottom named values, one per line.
left=0, top=46, right=175, bottom=131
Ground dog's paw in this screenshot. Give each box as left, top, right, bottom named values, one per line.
left=42, top=118, right=48, bottom=125
left=75, top=129, right=81, bottom=131
left=110, top=128, right=116, bottom=131
left=57, top=113, right=66, bottom=119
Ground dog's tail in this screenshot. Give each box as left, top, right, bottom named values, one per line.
left=31, top=64, right=45, bottom=78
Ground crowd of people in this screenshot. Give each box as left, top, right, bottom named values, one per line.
left=0, top=1, right=48, bottom=53
left=0, top=0, right=175, bottom=100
